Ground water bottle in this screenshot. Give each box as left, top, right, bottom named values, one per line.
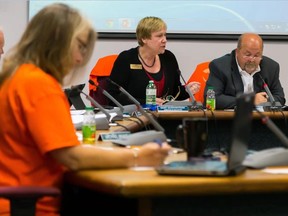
left=146, top=80, right=157, bottom=111
left=82, top=106, right=96, bottom=144
left=206, top=87, right=216, bottom=111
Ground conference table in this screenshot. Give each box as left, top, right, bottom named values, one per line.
left=154, top=109, right=288, bottom=120
left=63, top=110, right=288, bottom=216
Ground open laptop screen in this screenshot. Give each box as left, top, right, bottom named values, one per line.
left=228, top=92, right=255, bottom=171
left=156, top=92, right=255, bottom=176
left=64, top=84, right=86, bottom=110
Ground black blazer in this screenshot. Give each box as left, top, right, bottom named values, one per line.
left=205, top=50, right=286, bottom=109
left=107, top=47, right=189, bottom=105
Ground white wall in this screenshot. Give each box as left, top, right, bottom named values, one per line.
left=1, top=1, right=288, bottom=104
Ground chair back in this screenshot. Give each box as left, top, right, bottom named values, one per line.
left=89, top=54, right=118, bottom=105
left=0, top=186, right=60, bottom=216
left=187, top=61, right=210, bottom=103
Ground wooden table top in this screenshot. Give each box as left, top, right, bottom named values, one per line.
left=65, top=151, right=288, bottom=198
left=67, top=111, right=288, bottom=198
left=154, top=110, right=288, bottom=120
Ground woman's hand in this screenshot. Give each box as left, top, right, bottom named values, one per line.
left=136, top=142, right=172, bottom=167
left=156, top=97, right=166, bottom=106
left=187, top=82, right=201, bottom=94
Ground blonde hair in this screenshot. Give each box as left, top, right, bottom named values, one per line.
left=0, top=3, right=97, bottom=86
left=136, top=17, right=167, bottom=46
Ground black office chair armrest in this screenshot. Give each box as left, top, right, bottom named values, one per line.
left=0, top=186, right=61, bottom=216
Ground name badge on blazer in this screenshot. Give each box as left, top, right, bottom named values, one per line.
left=130, top=64, right=142, bottom=70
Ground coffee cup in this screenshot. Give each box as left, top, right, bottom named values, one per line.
left=176, top=118, right=207, bottom=160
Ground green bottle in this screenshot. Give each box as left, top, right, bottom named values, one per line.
left=146, top=80, right=157, bottom=111
left=206, top=87, right=216, bottom=111
left=82, top=107, right=96, bottom=144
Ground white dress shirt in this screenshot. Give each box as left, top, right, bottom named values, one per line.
left=236, top=58, right=260, bottom=93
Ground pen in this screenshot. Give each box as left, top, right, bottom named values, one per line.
left=153, top=139, right=163, bottom=147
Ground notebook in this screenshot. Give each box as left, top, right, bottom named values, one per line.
left=156, top=92, right=255, bottom=176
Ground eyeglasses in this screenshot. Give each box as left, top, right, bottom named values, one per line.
left=162, top=86, right=181, bottom=103
left=76, top=37, right=88, bottom=57
left=242, top=54, right=262, bottom=61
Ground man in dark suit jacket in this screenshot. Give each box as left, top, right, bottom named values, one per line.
left=205, top=33, right=286, bottom=110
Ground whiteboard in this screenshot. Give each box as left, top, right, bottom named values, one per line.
left=29, top=0, right=288, bottom=38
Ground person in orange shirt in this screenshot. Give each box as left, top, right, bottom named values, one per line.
left=0, top=28, right=4, bottom=59
left=0, top=3, right=171, bottom=216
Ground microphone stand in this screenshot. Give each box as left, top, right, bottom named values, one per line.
left=177, top=69, right=203, bottom=110
left=107, top=79, right=167, bottom=146
left=258, top=74, right=282, bottom=111
left=89, top=79, right=137, bottom=115
left=255, top=108, right=288, bottom=147
left=107, top=79, right=165, bottom=132
left=71, top=85, right=112, bottom=130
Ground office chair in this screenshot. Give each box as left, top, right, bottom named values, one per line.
left=89, top=54, right=118, bottom=106
left=0, top=186, right=60, bottom=216
left=187, top=61, right=210, bottom=103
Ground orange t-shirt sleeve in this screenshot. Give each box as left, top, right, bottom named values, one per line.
left=26, top=93, right=80, bottom=154
left=11, top=64, right=80, bottom=154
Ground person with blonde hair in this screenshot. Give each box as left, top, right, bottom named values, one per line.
left=107, top=16, right=200, bottom=106
left=0, top=4, right=171, bottom=215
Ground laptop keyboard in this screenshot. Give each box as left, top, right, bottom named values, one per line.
left=166, top=160, right=227, bottom=171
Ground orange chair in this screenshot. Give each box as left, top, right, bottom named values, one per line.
left=89, top=54, right=118, bottom=105
left=187, top=61, right=210, bottom=103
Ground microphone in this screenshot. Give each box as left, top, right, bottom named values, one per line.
left=108, top=79, right=164, bottom=131
left=166, top=69, right=203, bottom=109
left=258, top=74, right=281, bottom=109
left=71, top=85, right=116, bottom=130
left=243, top=108, right=288, bottom=168
left=258, top=74, right=275, bottom=106
left=107, top=78, right=167, bottom=146
left=88, top=79, right=137, bottom=116
left=255, top=109, right=288, bottom=147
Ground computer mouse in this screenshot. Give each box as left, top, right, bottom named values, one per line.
left=242, top=147, right=288, bottom=169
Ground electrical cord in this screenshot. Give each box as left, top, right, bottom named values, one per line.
left=125, top=117, right=144, bottom=128
left=130, top=111, right=149, bottom=130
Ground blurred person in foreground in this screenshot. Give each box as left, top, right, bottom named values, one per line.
left=107, top=16, right=200, bottom=106
left=0, top=28, right=4, bottom=59
left=0, top=4, right=171, bottom=216
left=204, top=32, right=285, bottom=110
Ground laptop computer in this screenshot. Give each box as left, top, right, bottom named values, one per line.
left=156, top=92, right=255, bottom=176
left=64, top=83, right=86, bottom=110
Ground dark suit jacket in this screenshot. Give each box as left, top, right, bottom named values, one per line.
left=205, top=50, right=286, bottom=109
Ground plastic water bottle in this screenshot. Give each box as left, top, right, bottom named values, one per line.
left=82, top=106, right=96, bottom=144
left=146, top=80, right=157, bottom=111
left=206, top=87, right=216, bottom=111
